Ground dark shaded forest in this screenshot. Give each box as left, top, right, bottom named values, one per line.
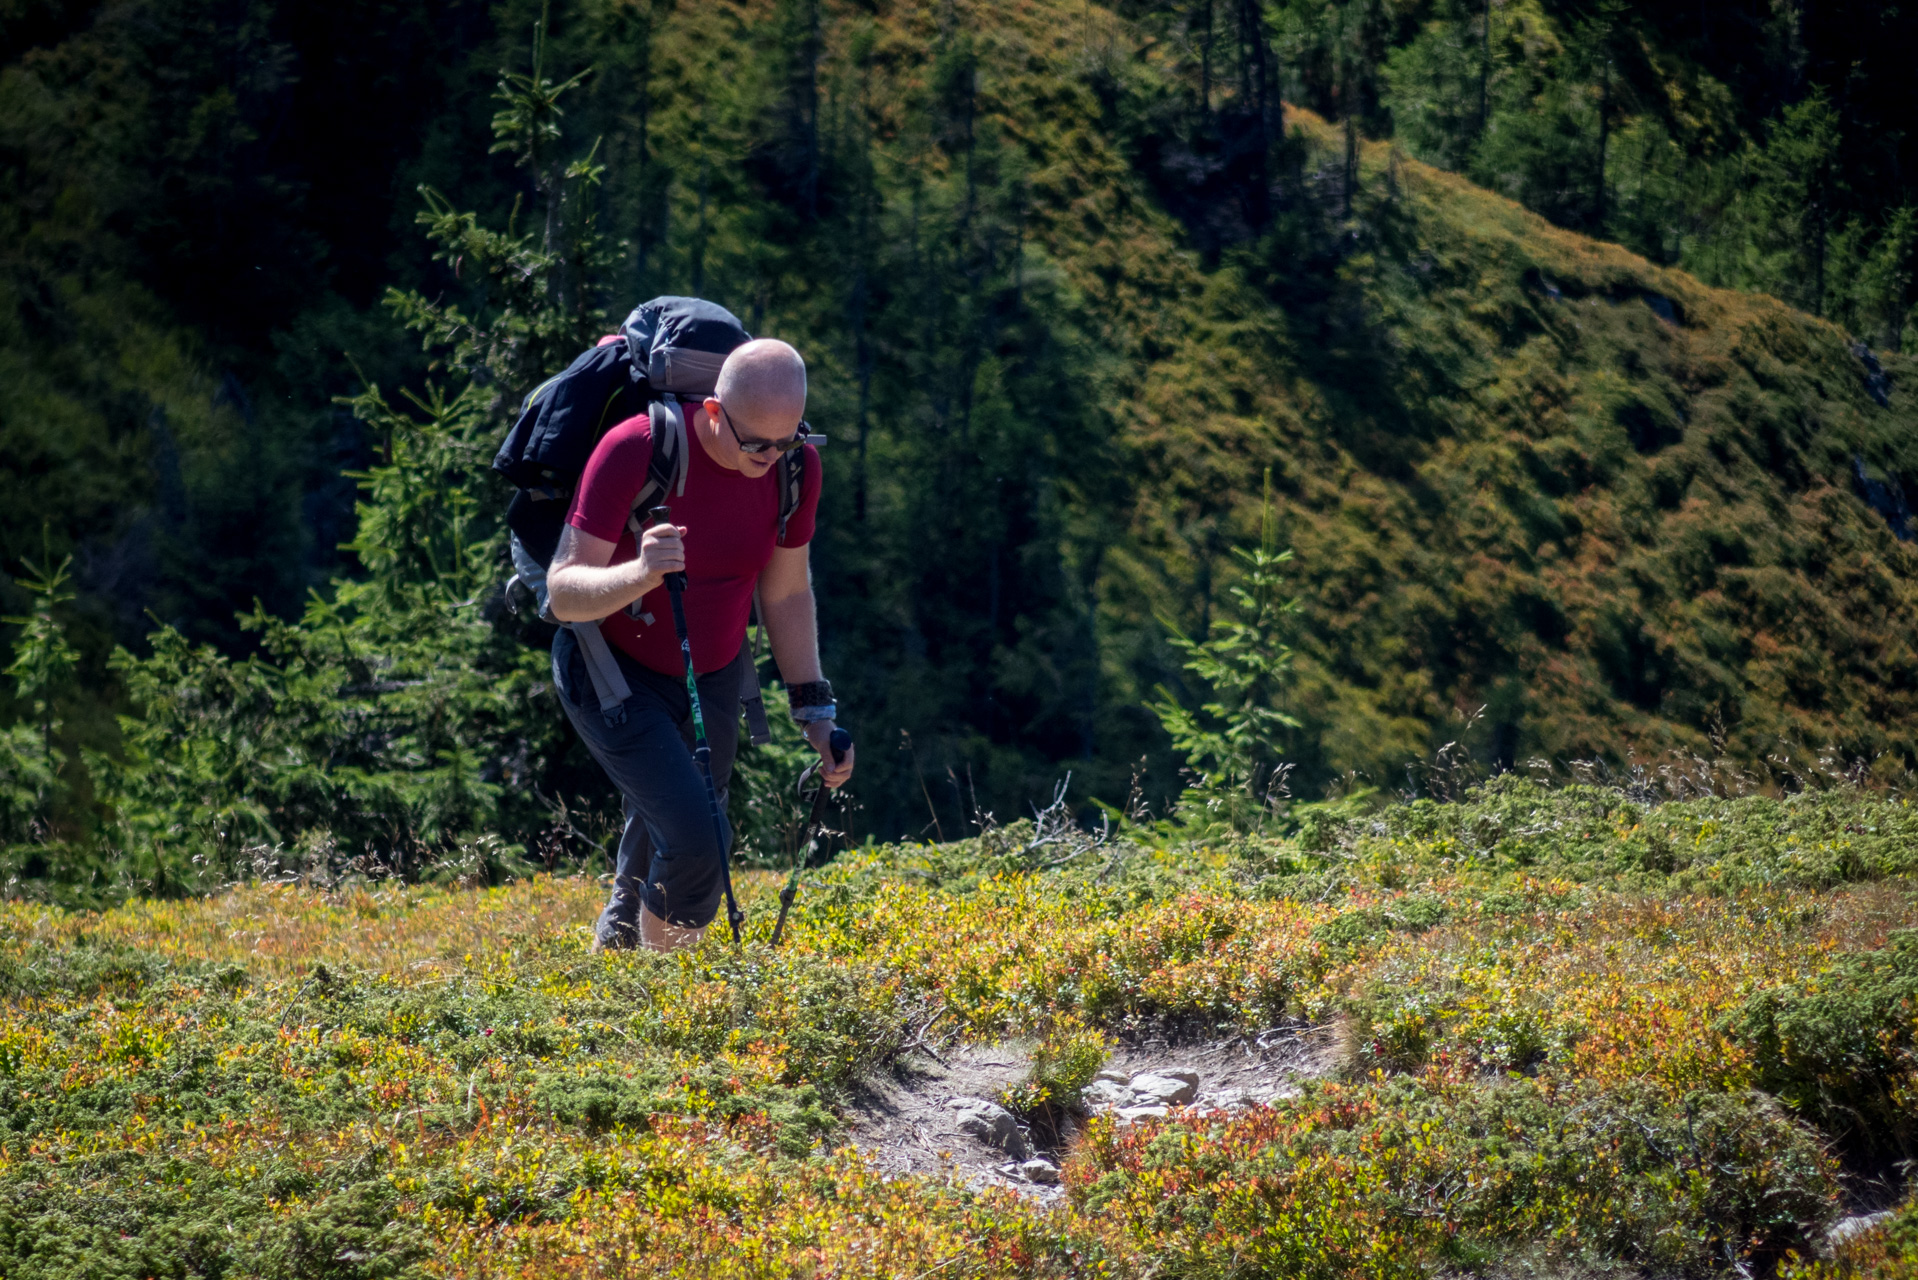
left=6, top=0, right=1918, bottom=898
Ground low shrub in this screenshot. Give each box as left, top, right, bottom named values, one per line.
left=1725, top=928, right=1918, bottom=1169
left=999, top=1014, right=1111, bottom=1121
left=1071, top=1070, right=1838, bottom=1277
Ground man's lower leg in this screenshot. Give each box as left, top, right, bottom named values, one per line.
left=639, top=904, right=705, bottom=953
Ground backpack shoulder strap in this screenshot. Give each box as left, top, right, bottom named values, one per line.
left=775, top=446, right=806, bottom=542
left=616, top=399, right=690, bottom=624
left=628, top=398, right=690, bottom=523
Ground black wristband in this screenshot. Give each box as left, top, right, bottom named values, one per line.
left=787, top=680, right=833, bottom=709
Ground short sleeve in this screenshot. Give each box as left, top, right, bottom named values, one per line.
left=567, top=415, right=653, bottom=544
left=776, top=442, right=824, bottom=547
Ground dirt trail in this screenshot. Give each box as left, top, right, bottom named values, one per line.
left=841, top=1026, right=1342, bottom=1200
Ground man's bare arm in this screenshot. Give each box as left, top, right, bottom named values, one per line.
left=758, top=543, right=822, bottom=684
left=545, top=521, right=682, bottom=623
left=759, top=543, right=853, bottom=786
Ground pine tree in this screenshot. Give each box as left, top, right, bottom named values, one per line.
left=0, top=549, right=78, bottom=851
left=1151, top=472, right=1302, bottom=831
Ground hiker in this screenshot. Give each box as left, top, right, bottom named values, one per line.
left=545, top=338, right=855, bottom=952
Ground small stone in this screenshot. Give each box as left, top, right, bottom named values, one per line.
left=1129, top=1071, right=1199, bottom=1105
left=950, top=1098, right=1029, bottom=1159
left=1093, top=1069, right=1131, bottom=1084
left=1081, top=1079, right=1132, bottom=1110
left=1824, top=1212, right=1894, bottom=1258
left=1019, top=1158, right=1060, bottom=1185
left=1117, top=1104, right=1169, bottom=1123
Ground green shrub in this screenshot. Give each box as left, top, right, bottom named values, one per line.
left=999, top=1015, right=1111, bottom=1120
left=1725, top=929, right=1918, bottom=1168
left=1075, top=1071, right=1837, bottom=1276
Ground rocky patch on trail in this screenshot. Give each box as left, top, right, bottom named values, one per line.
left=842, top=1028, right=1338, bottom=1200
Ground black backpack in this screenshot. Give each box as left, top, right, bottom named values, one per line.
left=496, top=296, right=815, bottom=730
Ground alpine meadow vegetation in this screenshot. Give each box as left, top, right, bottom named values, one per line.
left=0, top=776, right=1914, bottom=1276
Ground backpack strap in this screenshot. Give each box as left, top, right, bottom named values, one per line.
left=566, top=400, right=688, bottom=716
left=625, top=398, right=690, bottom=525
left=617, top=398, right=691, bottom=623
left=738, top=591, right=772, bottom=746
left=572, top=620, right=633, bottom=713
left=775, top=447, right=805, bottom=542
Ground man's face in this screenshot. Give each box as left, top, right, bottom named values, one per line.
left=705, top=397, right=802, bottom=478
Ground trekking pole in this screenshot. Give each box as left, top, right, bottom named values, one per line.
left=647, top=506, right=746, bottom=945
left=771, top=726, right=852, bottom=948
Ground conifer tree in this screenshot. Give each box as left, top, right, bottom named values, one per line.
left=1151, top=472, right=1302, bottom=830
left=0, top=550, right=78, bottom=851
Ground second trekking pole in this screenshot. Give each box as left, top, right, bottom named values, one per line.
left=648, top=506, right=746, bottom=945
left=771, top=726, right=852, bottom=948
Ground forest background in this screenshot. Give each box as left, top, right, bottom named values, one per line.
left=6, top=0, right=1918, bottom=900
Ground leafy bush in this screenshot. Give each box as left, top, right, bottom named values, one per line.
left=998, top=1014, right=1111, bottom=1120
left=1072, top=1071, right=1837, bottom=1277
left=1342, top=774, right=1918, bottom=893
left=1726, top=929, right=1918, bottom=1168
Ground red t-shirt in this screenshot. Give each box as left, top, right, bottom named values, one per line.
left=566, top=409, right=821, bottom=675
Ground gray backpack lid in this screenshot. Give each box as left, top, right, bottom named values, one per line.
left=621, top=297, right=752, bottom=397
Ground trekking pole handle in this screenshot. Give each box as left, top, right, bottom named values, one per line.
left=798, top=726, right=853, bottom=797
left=645, top=506, right=687, bottom=592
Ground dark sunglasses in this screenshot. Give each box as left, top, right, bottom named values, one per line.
left=719, top=404, right=816, bottom=455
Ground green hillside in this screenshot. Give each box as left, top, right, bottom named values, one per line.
left=1124, top=109, right=1918, bottom=783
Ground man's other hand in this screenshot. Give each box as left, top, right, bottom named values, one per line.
left=804, top=720, right=854, bottom=788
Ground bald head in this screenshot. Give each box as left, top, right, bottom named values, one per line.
left=715, top=339, right=807, bottom=435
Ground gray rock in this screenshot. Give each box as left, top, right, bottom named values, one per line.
left=1018, top=1158, right=1060, bottom=1184
left=1117, top=1104, right=1170, bottom=1123
left=1082, top=1079, right=1133, bottom=1110
left=1823, top=1212, right=1893, bottom=1257
left=949, top=1098, right=1029, bottom=1158
left=1093, top=1069, right=1131, bottom=1084
left=1129, top=1071, right=1199, bottom=1105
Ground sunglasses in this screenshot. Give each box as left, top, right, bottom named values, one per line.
left=718, top=403, right=815, bottom=455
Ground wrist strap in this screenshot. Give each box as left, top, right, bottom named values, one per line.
left=787, top=679, right=833, bottom=709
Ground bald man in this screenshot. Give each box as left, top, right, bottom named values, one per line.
left=546, top=338, right=855, bottom=953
